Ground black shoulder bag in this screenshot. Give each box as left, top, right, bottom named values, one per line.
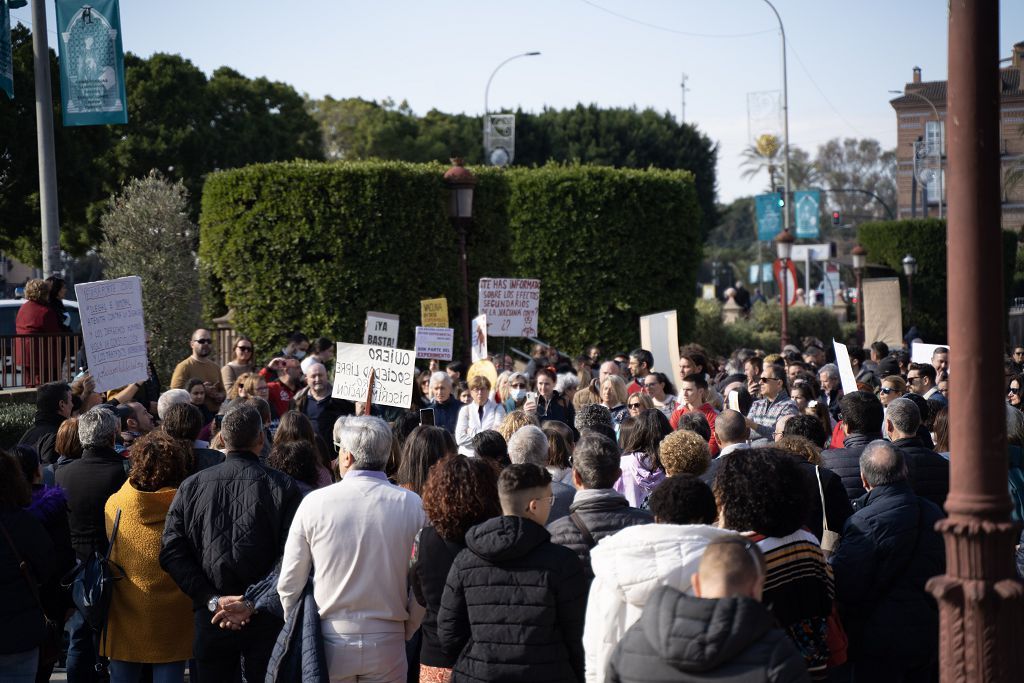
left=64, top=508, right=126, bottom=630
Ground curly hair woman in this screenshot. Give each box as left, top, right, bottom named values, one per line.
left=714, top=447, right=833, bottom=680
left=410, top=455, right=500, bottom=682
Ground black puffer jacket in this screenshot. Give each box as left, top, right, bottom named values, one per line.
left=546, top=489, right=651, bottom=577
left=891, top=437, right=949, bottom=509
left=830, top=481, right=945, bottom=665
left=437, top=515, right=586, bottom=682
left=160, top=450, right=302, bottom=610
left=608, top=585, right=809, bottom=683
left=55, top=444, right=127, bottom=561
left=0, top=507, right=56, bottom=655
left=18, top=411, right=65, bottom=465
left=820, top=431, right=881, bottom=502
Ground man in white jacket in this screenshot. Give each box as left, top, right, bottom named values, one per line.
left=583, top=475, right=738, bottom=683
left=277, top=416, right=426, bottom=682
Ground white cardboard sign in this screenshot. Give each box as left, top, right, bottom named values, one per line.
left=471, top=314, right=488, bottom=362
left=363, top=311, right=399, bottom=347
left=75, top=276, right=148, bottom=393
left=332, top=342, right=416, bottom=409
left=478, top=278, right=540, bottom=337
left=832, top=338, right=859, bottom=396
left=639, top=310, right=681, bottom=384
left=415, top=327, right=454, bottom=361
left=911, top=342, right=949, bottom=365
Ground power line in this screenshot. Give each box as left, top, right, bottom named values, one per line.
left=578, top=0, right=775, bottom=39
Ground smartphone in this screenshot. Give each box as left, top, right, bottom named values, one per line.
left=419, top=408, right=436, bottom=426
left=526, top=391, right=539, bottom=403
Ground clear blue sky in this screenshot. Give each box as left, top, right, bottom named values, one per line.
left=12, top=0, right=1023, bottom=203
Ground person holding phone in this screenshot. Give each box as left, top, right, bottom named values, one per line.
left=526, top=368, right=574, bottom=429
left=455, top=376, right=506, bottom=455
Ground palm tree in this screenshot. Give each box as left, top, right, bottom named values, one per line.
left=740, top=134, right=782, bottom=192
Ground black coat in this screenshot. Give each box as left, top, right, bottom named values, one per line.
left=608, top=585, right=809, bottom=683
left=0, top=507, right=56, bottom=655
left=410, top=526, right=466, bottom=668
left=55, top=444, right=127, bottom=561
left=27, top=485, right=76, bottom=620
left=18, top=411, right=66, bottom=465
left=785, top=455, right=853, bottom=542
left=160, top=450, right=302, bottom=610
left=830, top=482, right=945, bottom=665
left=295, top=391, right=355, bottom=453
left=191, top=446, right=225, bottom=474
left=437, top=515, right=587, bottom=682
left=891, top=437, right=949, bottom=509
left=431, top=395, right=463, bottom=436
left=537, top=392, right=575, bottom=431
left=820, top=431, right=881, bottom=502
left=546, top=489, right=651, bottom=577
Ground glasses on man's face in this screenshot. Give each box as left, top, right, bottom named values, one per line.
left=907, top=375, right=921, bottom=384
left=759, top=376, right=778, bottom=384
left=193, top=338, right=212, bottom=344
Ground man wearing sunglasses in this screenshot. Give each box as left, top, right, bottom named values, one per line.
left=170, top=328, right=227, bottom=413
left=745, top=365, right=798, bottom=443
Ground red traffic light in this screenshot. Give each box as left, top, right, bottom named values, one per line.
left=831, top=211, right=841, bottom=226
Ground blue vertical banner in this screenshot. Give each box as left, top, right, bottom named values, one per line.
left=0, top=0, right=14, bottom=99
left=55, top=0, right=127, bottom=126
left=755, top=193, right=783, bottom=241
left=794, top=190, right=821, bottom=239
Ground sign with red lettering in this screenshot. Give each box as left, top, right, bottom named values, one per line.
left=478, top=278, right=540, bottom=338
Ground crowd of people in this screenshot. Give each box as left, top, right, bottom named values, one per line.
left=2, top=324, right=1022, bottom=683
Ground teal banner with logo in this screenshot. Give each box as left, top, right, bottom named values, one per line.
left=56, top=0, right=127, bottom=126
left=794, top=190, right=821, bottom=239
left=755, top=193, right=783, bottom=241
left=0, top=0, right=14, bottom=99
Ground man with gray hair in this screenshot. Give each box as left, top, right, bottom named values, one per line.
left=508, top=425, right=574, bottom=521
left=818, top=362, right=843, bottom=422
left=157, top=388, right=192, bottom=421
left=161, top=403, right=302, bottom=683
left=56, top=406, right=128, bottom=680
left=428, top=370, right=461, bottom=435
left=277, top=416, right=426, bottom=682
left=884, top=397, right=949, bottom=507
left=830, top=440, right=945, bottom=680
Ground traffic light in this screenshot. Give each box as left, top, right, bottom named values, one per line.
left=831, top=211, right=841, bottom=226
left=775, top=186, right=785, bottom=208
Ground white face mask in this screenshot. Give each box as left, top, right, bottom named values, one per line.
left=510, top=388, right=527, bottom=401
left=294, top=350, right=307, bottom=360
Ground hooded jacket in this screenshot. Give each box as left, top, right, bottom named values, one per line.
left=547, top=489, right=652, bottom=578
left=607, top=585, right=810, bottom=683
left=583, top=523, right=740, bottom=683
left=436, top=515, right=586, bottom=682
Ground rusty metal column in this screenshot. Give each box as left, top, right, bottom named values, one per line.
left=927, top=2, right=1024, bottom=681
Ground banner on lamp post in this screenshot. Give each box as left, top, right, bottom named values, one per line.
left=0, top=1, right=14, bottom=100
left=56, top=0, right=127, bottom=126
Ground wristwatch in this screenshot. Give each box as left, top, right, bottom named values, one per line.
left=207, top=596, right=221, bottom=613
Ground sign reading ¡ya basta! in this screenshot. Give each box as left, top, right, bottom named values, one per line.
left=332, top=342, right=416, bottom=409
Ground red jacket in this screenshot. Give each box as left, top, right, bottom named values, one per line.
left=14, top=300, right=64, bottom=386
left=669, top=402, right=720, bottom=456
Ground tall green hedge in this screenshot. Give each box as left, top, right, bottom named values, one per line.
left=199, top=160, right=700, bottom=358
left=858, top=219, right=1018, bottom=342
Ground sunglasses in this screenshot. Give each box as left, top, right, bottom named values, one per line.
left=759, top=376, right=779, bottom=383
left=237, top=345, right=253, bottom=352
left=880, top=387, right=898, bottom=395
left=628, top=403, right=643, bottom=409
left=193, top=338, right=212, bottom=344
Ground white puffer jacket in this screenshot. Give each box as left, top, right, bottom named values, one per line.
left=583, top=523, right=739, bottom=683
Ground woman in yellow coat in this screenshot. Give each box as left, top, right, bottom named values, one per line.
left=101, top=431, right=193, bottom=683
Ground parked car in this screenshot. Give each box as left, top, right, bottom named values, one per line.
left=0, top=298, right=81, bottom=335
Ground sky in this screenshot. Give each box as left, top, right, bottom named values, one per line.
left=11, top=0, right=1023, bottom=204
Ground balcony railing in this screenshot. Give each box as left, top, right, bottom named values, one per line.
left=1, top=333, right=83, bottom=389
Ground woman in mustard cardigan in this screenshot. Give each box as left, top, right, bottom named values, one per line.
left=102, top=432, right=193, bottom=683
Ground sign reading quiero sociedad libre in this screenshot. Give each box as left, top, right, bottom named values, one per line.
left=56, top=0, right=128, bottom=126
left=332, top=342, right=416, bottom=409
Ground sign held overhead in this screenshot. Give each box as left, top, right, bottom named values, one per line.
left=478, top=278, right=540, bottom=338
left=332, top=342, right=416, bottom=409
left=75, top=276, right=147, bottom=392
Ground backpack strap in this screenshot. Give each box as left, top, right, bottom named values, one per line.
left=569, top=512, right=597, bottom=548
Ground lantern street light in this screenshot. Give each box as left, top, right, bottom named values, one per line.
left=444, top=158, right=477, bottom=365
left=775, top=229, right=795, bottom=349
left=902, top=254, right=918, bottom=329
left=851, top=245, right=867, bottom=346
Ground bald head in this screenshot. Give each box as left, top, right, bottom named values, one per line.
left=693, top=537, right=766, bottom=601
left=860, top=440, right=908, bottom=489
left=599, top=361, right=622, bottom=383
left=715, top=409, right=749, bottom=446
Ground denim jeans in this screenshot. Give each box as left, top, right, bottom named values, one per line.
left=65, top=609, right=99, bottom=683
left=0, top=648, right=38, bottom=683
left=109, top=660, right=185, bottom=683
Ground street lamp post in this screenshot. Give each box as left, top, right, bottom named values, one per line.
left=889, top=89, right=943, bottom=219
left=483, top=52, right=540, bottom=161
left=851, top=245, right=867, bottom=347
left=763, top=1, right=791, bottom=232
left=902, top=254, right=917, bottom=329
left=775, top=230, right=795, bottom=350
left=444, top=158, right=477, bottom=366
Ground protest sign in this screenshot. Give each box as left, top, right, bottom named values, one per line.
left=471, top=314, right=488, bottom=362
left=74, top=276, right=147, bottom=392
left=639, top=310, right=681, bottom=385
left=832, top=339, right=859, bottom=395
left=363, top=311, right=399, bottom=347
left=863, top=277, right=903, bottom=350
left=421, top=297, right=448, bottom=327
left=911, top=342, right=949, bottom=364
left=478, top=278, right=540, bottom=337
left=332, top=342, right=416, bottom=409
left=415, top=327, right=454, bottom=361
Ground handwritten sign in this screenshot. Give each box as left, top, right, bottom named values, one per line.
left=363, top=311, right=399, bottom=347
left=74, top=276, right=147, bottom=392
left=421, top=297, right=448, bottom=328
left=332, top=342, right=416, bottom=409
left=415, top=327, right=454, bottom=361
left=478, top=277, right=540, bottom=337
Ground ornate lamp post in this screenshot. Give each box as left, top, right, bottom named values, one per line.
left=902, top=254, right=917, bottom=329
left=444, top=158, right=476, bottom=366
left=851, top=245, right=867, bottom=347
left=775, top=229, right=795, bottom=349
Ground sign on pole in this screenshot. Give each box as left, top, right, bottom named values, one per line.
left=414, top=327, right=454, bottom=361
left=478, top=278, right=540, bottom=337
left=755, top=193, right=783, bottom=241
left=471, top=314, right=488, bottom=362
left=420, top=297, right=448, bottom=328
left=0, top=1, right=13, bottom=100
left=55, top=0, right=128, bottom=126
left=74, top=276, right=147, bottom=392
left=332, top=342, right=416, bottom=409
left=794, top=190, right=821, bottom=239
left=363, top=311, right=399, bottom=347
